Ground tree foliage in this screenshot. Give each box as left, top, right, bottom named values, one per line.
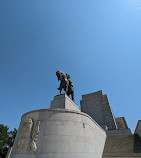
left=0, top=124, right=17, bottom=158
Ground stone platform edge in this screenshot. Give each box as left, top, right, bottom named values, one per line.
left=21, top=108, right=106, bottom=132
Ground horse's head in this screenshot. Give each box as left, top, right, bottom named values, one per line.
left=56, top=71, right=61, bottom=81
left=56, top=71, right=66, bottom=81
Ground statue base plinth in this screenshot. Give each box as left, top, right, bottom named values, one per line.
left=50, top=94, right=80, bottom=111
left=9, top=94, right=106, bottom=158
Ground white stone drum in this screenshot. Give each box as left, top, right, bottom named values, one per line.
left=10, top=109, right=106, bottom=158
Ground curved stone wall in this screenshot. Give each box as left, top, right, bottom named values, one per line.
left=10, top=109, right=106, bottom=158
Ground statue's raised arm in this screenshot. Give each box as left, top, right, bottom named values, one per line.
left=56, top=71, right=74, bottom=102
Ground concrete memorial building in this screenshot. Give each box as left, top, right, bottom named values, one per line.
left=8, top=71, right=141, bottom=158
left=81, top=91, right=141, bottom=158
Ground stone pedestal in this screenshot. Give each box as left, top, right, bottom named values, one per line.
left=50, top=94, right=80, bottom=112
left=10, top=94, right=106, bottom=158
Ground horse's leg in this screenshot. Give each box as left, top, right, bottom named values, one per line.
left=71, top=93, right=74, bottom=101
left=65, top=85, right=68, bottom=95
left=60, top=88, right=62, bottom=95
left=66, top=91, right=70, bottom=97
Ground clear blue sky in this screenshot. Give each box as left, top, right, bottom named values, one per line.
left=0, top=0, right=141, bottom=133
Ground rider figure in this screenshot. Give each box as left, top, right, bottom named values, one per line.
left=66, top=73, right=74, bottom=101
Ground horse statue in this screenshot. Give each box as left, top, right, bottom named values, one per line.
left=56, top=71, right=74, bottom=101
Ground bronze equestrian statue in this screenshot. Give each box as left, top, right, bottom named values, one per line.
left=56, top=71, right=74, bottom=101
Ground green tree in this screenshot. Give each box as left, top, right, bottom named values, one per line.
left=0, top=124, right=17, bottom=158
